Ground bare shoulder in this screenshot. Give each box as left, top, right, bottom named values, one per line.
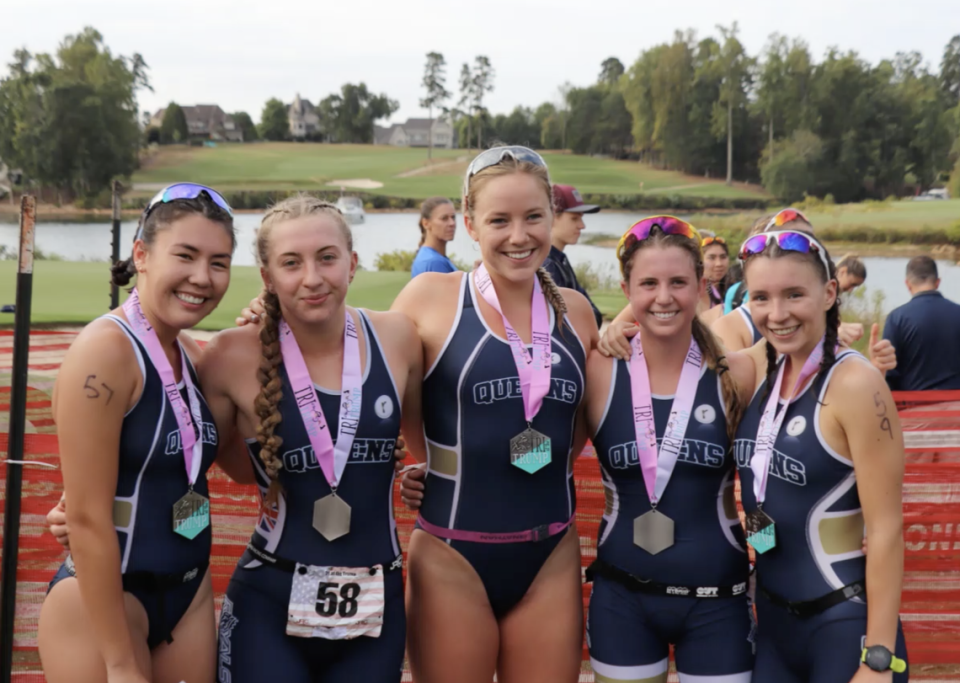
left=363, top=308, right=419, bottom=346
left=827, top=354, right=887, bottom=405
left=197, top=325, right=262, bottom=375
left=391, top=271, right=464, bottom=317
left=56, top=317, right=139, bottom=411
left=63, top=316, right=136, bottom=369
left=724, top=349, right=757, bottom=399
left=710, top=309, right=742, bottom=338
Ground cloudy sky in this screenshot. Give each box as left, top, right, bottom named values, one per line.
left=4, top=0, right=958, bottom=125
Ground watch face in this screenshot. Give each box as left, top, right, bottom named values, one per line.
left=865, top=645, right=893, bottom=671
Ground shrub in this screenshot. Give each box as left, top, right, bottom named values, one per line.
left=374, top=250, right=416, bottom=272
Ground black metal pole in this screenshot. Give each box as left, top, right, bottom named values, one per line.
left=110, top=180, right=121, bottom=309
left=0, top=196, right=36, bottom=682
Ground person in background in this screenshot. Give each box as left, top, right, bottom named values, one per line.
left=541, top=184, right=603, bottom=327
left=699, top=230, right=730, bottom=324
left=836, top=254, right=867, bottom=295
left=701, top=230, right=731, bottom=306
left=883, top=255, right=960, bottom=391
left=411, top=197, right=458, bottom=277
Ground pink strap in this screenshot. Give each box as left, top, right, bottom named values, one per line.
left=416, top=514, right=574, bottom=544
left=751, top=337, right=826, bottom=505
left=122, top=289, right=202, bottom=487
left=279, top=310, right=362, bottom=490
left=630, top=334, right=703, bottom=506
left=473, top=265, right=551, bottom=424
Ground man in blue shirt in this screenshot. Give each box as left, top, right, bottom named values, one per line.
left=883, top=255, right=960, bottom=391
left=542, top=184, right=603, bottom=327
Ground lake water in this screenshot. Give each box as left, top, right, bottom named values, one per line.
left=2, top=211, right=958, bottom=313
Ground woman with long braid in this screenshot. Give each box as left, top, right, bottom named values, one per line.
left=201, top=196, right=421, bottom=683
left=396, top=146, right=599, bottom=683
left=734, top=229, right=907, bottom=682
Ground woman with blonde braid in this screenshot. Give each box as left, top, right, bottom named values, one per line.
left=197, top=195, right=422, bottom=683
left=396, top=146, right=599, bottom=683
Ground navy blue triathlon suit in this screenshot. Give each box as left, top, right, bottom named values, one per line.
left=738, top=305, right=764, bottom=346
left=48, top=315, right=218, bottom=649
left=587, top=356, right=754, bottom=682
left=218, top=311, right=404, bottom=683
left=418, top=272, right=586, bottom=618
left=735, top=350, right=908, bottom=683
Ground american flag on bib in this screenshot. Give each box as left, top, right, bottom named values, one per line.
left=286, top=564, right=386, bottom=640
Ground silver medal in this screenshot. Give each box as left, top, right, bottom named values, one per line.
left=313, top=493, right=352, bottom=541
left=172, top=490, right=210, bottom=540
left=509, top=427, right=552, bottom=474
left=633, top=509, right=675, bottom=555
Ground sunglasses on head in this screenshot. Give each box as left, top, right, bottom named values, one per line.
left=135, top=183, right=233, bottom=241
left=701, top=235, right=727, bottom=247
left=739, top=230, right=831, bottom=275
left=616, top=216, right=702, bottom=276
left=463, top=146, right=548, bottom=195
left=765, top=208, right=809, bottom=231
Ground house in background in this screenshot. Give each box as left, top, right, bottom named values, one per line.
left=374, top=118, right=455, bottom=148
left=288, top=94, right=321, bottom=139
left=149, top=105, right=244, bottom=142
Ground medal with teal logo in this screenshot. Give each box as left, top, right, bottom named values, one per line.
left=173, top=488, right=210, bottom=539
left=510, top=426, right=552, bottom=474
left=745, top=507, right=777, bottom=554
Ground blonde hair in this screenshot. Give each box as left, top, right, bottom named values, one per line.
left=618, top=228, right=744, bottom=443
left=463, top=157, right=567, bottom=322
left=253, top=194, right=353, bottom=504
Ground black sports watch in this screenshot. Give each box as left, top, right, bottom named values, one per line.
left=860, top=637, right=907, bottom=673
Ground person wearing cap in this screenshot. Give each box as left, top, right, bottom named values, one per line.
left=543, top=184, right=603, bottom=327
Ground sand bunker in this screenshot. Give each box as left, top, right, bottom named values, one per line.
left=325, top=178, right=384, bottom=189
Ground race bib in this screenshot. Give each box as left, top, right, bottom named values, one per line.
left=287, top=564, right=385, bottom=640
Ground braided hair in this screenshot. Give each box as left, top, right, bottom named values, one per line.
left=253, top=194, right=354, bottom=503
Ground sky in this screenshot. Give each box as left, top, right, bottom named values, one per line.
left=3, top=0, right=959, bottom=126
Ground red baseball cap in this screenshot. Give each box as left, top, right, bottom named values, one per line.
left=552, top=184, right=600, bottom=214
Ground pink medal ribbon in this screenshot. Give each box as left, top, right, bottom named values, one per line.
left=474, top=265, right=552, bottom=424
left=279, top=310, right=362, bottom=493
left=710, top=284, right=721, bottom=303
left=122, top=289, right=203, bottom=489
left=746, top=337, right=826, bottom=554
left=629, top=334, right=703, bottom=507
left=750, top=337, right=826, bottom=506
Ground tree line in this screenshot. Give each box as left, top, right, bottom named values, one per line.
left=2, top=26, right=959, bottom=203
left=417, top=29, right=960, bottom=202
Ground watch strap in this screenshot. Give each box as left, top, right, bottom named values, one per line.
left=861, top=641, right=907, bottom=673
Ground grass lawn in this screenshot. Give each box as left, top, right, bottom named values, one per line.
left=0, top=261, right=411, bottom=330
left=131, top=143, right=769, bottom=200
